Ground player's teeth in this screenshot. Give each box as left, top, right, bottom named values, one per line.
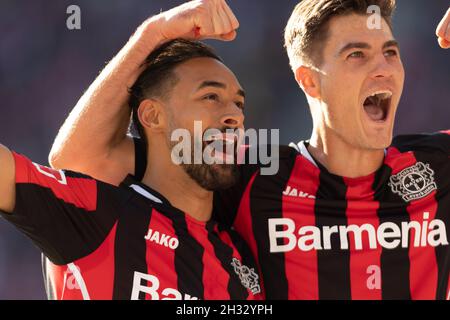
left=369, top=91, right=392, bottom=100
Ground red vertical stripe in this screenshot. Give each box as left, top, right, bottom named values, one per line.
left=74, top=223, right=117, bottom=299
left=219, top=230, right=262, bottom=300
left=407, top=195, right=438, bottom=299
left=385, top=149, right=439, bottom=300
left=234, top=174, right=264, bottom=289
left=145, top=210, right=178, bottom=300
left=185, top=217, right=230, bottom=300
left=282, top=156, right=320, bottom=300
left=344, top=175, right=382, bottom=300
left=385, top=147, right=414, bottom=174
left=447, top=275, right=450, bottom=300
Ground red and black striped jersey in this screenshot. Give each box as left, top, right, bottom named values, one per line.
left=0, top=153, right=264, bottom=300
left=212, top=131, right=450, bottom=300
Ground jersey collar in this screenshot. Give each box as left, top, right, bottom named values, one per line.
left=121, top=175, right=171, bottom=206
left=289, top=141, right=388, bottom=168
left=289, top=141, right=318, bottom=167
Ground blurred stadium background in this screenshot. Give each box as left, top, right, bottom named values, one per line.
left=0, top=0, right=449, bottom=299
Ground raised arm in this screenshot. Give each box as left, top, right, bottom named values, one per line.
left=0, top=145, right=15, bottom=213
left=49, top=0, right=239, bottom=185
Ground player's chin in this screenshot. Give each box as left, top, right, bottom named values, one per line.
left=362, top=130, right=394, bottom=150
left=360, top=114, right=395, bottom=149
left=184, top=163, right=240, bottom=191
left=207, top=164, right=240, bottom=190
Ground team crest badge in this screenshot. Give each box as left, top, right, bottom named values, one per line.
left=388, top=162, right=437, bottom=202
left=230, top=258, right=261, bottom=295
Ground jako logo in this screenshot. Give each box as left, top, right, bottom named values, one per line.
left=131, top=272, right=198, bottom=300
left=283, top=185, right=316, bottom=199
left=269, top=212, right=448, bottom=253
left=144, top=229, right=179, bottom=250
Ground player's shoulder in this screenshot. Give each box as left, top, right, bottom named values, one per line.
left=391, top=130, right=450, bottom=156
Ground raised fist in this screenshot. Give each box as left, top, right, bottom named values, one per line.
left=436, top=7, right=450, bottom=49
left=150, top=0, right=240, bottom=42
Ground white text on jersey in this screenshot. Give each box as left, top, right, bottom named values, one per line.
left=283, top=185, right=316, bottom=199
left=131, top=271, right=198, bottom=300
left=269, top=212, right=449, bottom=253
left=144, top=229, right=179, bottom=250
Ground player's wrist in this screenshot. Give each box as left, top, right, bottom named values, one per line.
left=130, top=16, right=168, bottom=57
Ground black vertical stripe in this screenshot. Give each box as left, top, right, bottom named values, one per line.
left=373, top=164, right=411, bottom=299
left=412, top=152, right=450, bottom=300
left=113, top=196, right=151, bottom=300
left=314, top=172, right=351, bottom=299
left=205, top=222, right=248, bottom=300
left=165, top=211, right=205, bottom=300
left=227, top=229, right=262, bottom=296
left=249, top=153, right=297, bottom=300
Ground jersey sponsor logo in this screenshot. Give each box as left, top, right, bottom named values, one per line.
left=144, top=228, right=179, bottom=250
left=388, top=162, right=437, bottom=202
left=230, top=258, right=261, bottom=295
left=131, top=271, right=198, bottom=300
left=282, top=185, right=316, bottom=199
left=268, top=212, right=449, bottom=253
left=32, top=162, right=67, bottom=185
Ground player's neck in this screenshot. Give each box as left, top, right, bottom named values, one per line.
left=308, top=130, right=385, bottom=178
left=142, top=148, right=213, bottom=222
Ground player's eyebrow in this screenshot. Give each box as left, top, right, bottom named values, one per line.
left=197, top=81, right=245, bottom=98
left=337, top=42, right=371, bottom=56
left=337, top=40, right=400, bottom=56
left=383, top=39, right=400, bottom=50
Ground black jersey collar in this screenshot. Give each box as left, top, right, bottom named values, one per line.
left=121, top=175, right=219, bottom=227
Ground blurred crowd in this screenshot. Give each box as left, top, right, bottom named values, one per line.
left=0, top=0, right=448, bottom=299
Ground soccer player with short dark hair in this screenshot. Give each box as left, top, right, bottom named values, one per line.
left=0, top=1, right=264, bottom=300
left=49, top=0, right=450, bottom=299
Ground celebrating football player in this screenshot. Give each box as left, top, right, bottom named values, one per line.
left=0, top=0, right=264, bottom=300
left=50, top=0, right=450, bottom=300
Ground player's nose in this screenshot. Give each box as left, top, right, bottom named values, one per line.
left=370, top=53, right=396, bottom=79
left=220, top=105, right=245, bottom=129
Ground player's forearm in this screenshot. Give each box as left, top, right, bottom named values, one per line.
left=49, top=18, right=165, bottom=171
left=0, top=144, right=16, bottom=213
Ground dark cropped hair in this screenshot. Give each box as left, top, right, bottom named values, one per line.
left=285, top=0, right=396, bottom=69
left=128, top=39, right=223, bottom=145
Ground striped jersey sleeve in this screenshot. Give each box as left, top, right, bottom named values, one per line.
left=0, top=152, right=121, bottom=265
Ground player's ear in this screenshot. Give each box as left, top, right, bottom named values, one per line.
left=295, top=66, right=320, bottom=99
left=138, top=99, right=166, bottom=133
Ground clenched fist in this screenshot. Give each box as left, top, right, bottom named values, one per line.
left=148, top=0, right=239, bottom=42
left=436, top=7, right=450, bottom=49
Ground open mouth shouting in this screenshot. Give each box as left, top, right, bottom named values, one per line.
left=362, top=90, right=393, bottom=122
